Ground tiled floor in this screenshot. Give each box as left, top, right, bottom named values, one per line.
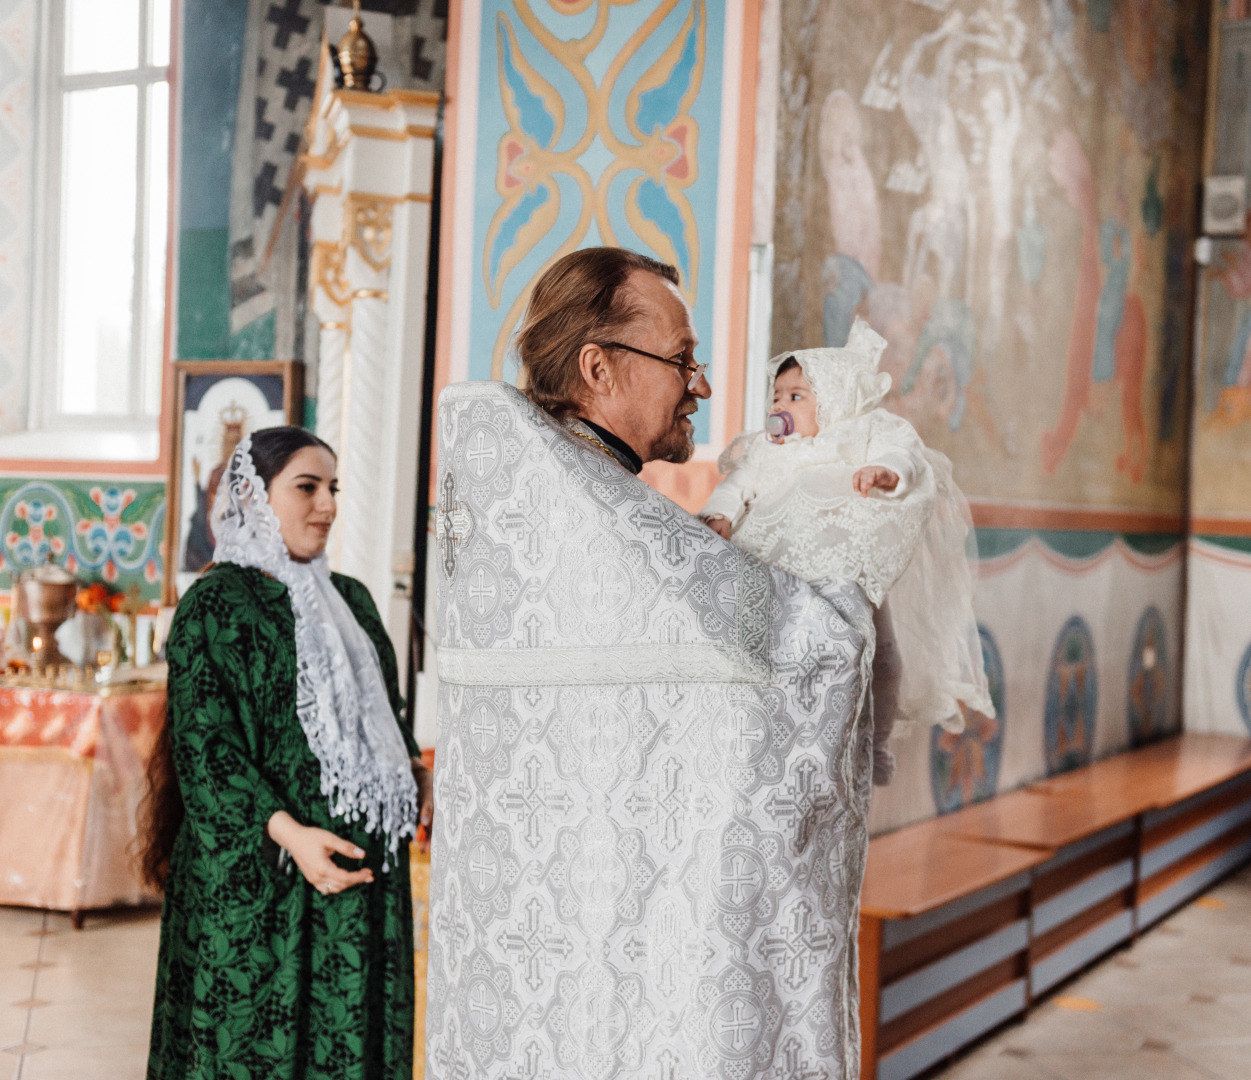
left=1, top=905, right=158, bottom=1080
left=932, top=862, right=1251, bottom=1080
left=2, top=864, right=1250, bottom=1079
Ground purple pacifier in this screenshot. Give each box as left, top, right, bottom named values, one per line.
left=767, top=411, right=795, bottom=443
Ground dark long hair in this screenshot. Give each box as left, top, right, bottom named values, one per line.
left=135, top=426, right=335, bottom=889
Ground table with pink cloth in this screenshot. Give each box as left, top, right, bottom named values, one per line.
left=0, top=683, right=165, bottom=922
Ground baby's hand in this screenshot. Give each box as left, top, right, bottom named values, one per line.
left=703, top=515, right=732, bottom=539
left=853, top=466, right=899, bottom=496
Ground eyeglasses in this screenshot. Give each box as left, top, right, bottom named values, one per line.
left=593, top=341, right=708, bottom=391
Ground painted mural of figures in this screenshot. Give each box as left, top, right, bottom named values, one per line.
left=898, top=12, right=975, bottom=301
left=819, top=90, right=881, bottom=282
left=1208, top=219, right=1251, bottom=430
left=1092, top=221, right=1131, bottom=383
left=822, top=253, right=874, bottom=349
left=1156, top=171, right=1192, bottom=440
left=1114, top=244, right=1149, bottom=484
left=1040, top=129, right=1100, bottom=475
left=1041, top=130, right=1150, bottom=480
left=870, top=277, right=956, bottom=433
left=980, top=69, right=1022, bottom=365
left=903, top=297, right=977, bottom=431
left=818, top=89, right=881, bottom=349
left=1034, top=0, right=1091, bottom=102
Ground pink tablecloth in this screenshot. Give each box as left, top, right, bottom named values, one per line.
left=0, top=685, right=165, bottom=913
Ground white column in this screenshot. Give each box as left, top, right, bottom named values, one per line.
left=301, top=89, right=438, bottom=691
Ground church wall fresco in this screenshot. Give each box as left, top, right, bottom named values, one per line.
left=772, top=0, right=1207, bottom=517
left=1191, top=16, right=1251, bottom=526
left=1184, top=9, right=1251, bottom=739
left=768, top=0, right=1205, bottom=832
left=871, top=533, right=1183, bottom=834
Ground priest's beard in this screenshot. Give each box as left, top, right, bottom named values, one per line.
left=650, top=402, right=696, bottom=463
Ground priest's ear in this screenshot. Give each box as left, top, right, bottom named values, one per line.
left=576, top=342, right=620, bottom=399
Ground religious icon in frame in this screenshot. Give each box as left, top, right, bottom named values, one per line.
left=163, top=361, right=303, bottom=604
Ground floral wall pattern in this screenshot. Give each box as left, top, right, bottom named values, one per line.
left=773, top=0, right=1207, bottom=513
left=463, top=0, right=727, bottom=444
left=0, top=478, right=165, bottom=602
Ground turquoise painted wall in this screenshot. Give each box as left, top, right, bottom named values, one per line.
left=0, top=479, right=165, bottom=601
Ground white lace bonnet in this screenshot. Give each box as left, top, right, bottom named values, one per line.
left=767, top=316, right=891, bottom=429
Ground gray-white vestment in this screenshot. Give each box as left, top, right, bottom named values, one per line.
left=427, top=381, right=875, bottom=1080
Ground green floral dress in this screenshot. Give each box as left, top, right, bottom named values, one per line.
left=147, top=562, right=418, bottom=1080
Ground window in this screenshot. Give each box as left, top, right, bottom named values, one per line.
left=19, top=0, right=172, bottom=459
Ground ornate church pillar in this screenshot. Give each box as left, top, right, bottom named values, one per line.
left=303, top=87, right=439, bottom=679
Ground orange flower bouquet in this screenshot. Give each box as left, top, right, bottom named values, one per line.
left=72, top=583, right=126, bottom=664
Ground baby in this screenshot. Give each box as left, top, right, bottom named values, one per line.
left=701, top=318, right=992, bottom=784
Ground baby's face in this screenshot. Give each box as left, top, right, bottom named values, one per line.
left=771, top=366, right=820, bottom=437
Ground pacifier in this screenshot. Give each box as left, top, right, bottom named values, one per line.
left=766, top=411, right=794, bottom=443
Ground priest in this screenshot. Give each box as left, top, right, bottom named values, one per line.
left=427, top=247, right=876, bottom=1079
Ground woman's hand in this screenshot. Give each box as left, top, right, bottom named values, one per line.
left=853, top=466, right=899, bottom=496
left=266, top=810, right=374, bottom=896
left=412, top=758, right=434, bottom=855
left=703, top=515, right=732, bottom=539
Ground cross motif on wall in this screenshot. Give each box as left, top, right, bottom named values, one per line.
left=276, top=56, right=317, bottom=112
left=436, top=471, right=472, bottom=578
left=265, top=0, right=310, bottom=49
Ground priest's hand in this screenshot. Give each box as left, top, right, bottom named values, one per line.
left=703, top=515, right=732, bottom=539
left=853, top=465, right=899, bottom=496
left=411, top=757, right=434, bottom=855
left=266, top=810, right=374, bottom=895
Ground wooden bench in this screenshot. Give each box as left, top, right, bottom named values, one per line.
left=857, top=733, right=1251, bottom=1080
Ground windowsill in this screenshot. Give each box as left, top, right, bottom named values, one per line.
left=0, top=427, right=160, bottom=465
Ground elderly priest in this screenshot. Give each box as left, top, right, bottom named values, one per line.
left=427, top=248, right=876, bottom=1080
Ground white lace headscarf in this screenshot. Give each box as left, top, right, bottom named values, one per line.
left=211, top=434, right=418, bottom=867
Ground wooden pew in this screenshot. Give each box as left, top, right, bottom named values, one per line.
left=858, top=823, right=1050, bottom=1080
left=858, top=734, right=1251, bottom=1080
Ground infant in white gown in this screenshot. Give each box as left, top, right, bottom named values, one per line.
left=701, top=318, right=993, bottom=784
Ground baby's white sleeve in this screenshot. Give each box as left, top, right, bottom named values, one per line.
left=866, top=416, right=928, bottom=498
left=701, top=470, right=755, bottom=528
left=871, top=447, right=925, bottom=497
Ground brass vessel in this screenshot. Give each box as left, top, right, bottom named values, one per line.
left=337, top=1, right=379, bottom=91
left=15, top=557, right=79, bottom=670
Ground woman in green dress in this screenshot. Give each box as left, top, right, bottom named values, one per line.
left=140, top=426, right=432, bottom=1080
